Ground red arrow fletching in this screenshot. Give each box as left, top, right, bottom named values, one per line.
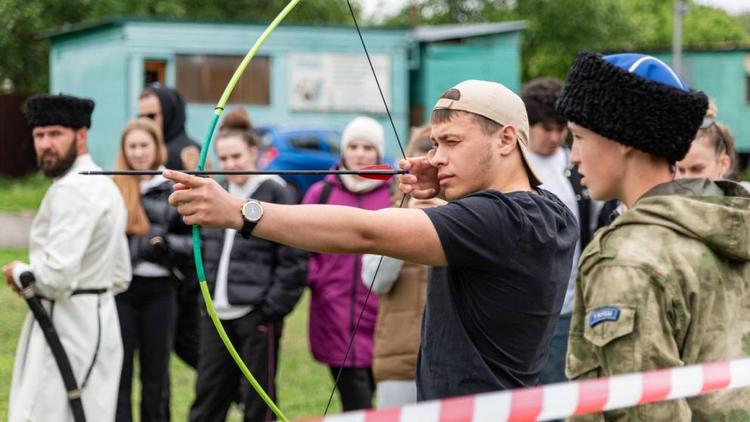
left=357, top=164, right=398, bottom=180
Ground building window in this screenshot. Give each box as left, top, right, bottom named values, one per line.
left=176, top=55, right=270, bottom=105
left=144, top=60, right=166, bottom=86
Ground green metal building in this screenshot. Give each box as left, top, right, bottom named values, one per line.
left=652, top=47, right=750, bottom=156
left=49, top=18, right=526, bottom=169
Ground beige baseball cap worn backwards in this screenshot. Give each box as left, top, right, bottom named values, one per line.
left=433, top=80, right=543, bottom=187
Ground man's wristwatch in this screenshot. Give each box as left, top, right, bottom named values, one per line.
left=239, top=199, right=264, bottom=239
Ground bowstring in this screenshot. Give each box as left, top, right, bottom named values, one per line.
left=323, top=0, right=409, bottom=415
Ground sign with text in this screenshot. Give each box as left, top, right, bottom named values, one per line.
left=288, top=53, right=391, bottom=113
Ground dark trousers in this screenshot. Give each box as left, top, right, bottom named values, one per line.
left=174, top=278, right=201, bottom=368
left=161, top=278, right=201, bottom=421
left=328, top=366, right=374, bottom=411
left=189, top=310, right=282, bottom=422
left=540, top=312, right=572, bottom=384
left=115, top=276, right=177, bottom=422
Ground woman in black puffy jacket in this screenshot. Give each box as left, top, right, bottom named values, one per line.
left=187, top=108, right=308, bottom=422
left=113, top=118, right=193, bottom=422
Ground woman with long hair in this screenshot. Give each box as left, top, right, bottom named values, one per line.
left=113, top=118, right=194, bottom=422
left=677, top=102, right=749, bottom=189
left=187, top=108, right=307, bottom=422
left=301, top=116, right=392, bottom=411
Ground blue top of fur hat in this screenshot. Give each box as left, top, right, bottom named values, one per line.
left=603, top=53, right=688, bottom=92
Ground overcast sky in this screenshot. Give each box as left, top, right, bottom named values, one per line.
left=359, top=0, right=750, bottom=21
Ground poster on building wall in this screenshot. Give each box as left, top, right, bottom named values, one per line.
left=288, top=53, right=391, bottom=113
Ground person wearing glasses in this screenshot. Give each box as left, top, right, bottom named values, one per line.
left=138, top=84, right=202, bottom=419
left=676, top=103, right=750, bottom=190
left=138, top=84, right=202, bottom=172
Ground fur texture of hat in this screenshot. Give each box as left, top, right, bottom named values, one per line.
left=25, top=94, right=95, bottom=129
left=556, top=51, right=708, bottom=162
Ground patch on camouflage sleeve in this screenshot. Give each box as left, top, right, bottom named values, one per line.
left=588, top=306, right=620, bottom=328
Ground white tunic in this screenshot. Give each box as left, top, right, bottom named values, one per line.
left=9, top=154, right=131, bottom=422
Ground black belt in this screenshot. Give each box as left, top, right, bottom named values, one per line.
left=71, top=288, right=108, bottom=295
left=37, top=288, right=108, bottom=301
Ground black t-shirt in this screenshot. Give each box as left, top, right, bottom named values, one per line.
left=418, top=189, right=578, bottom=400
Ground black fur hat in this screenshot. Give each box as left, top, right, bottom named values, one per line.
left=556, top=51, right=708, bottom=162
left=25, top=94, right=95, bottom=129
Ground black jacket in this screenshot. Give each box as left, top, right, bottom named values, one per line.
left=149, top=85, right=201, bottom=170
left=129, top=178, right=194, bottom=279
left=201, top=179, right=307, bottom=320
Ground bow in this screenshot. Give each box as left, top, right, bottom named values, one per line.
left=191, top=2, right=303, bottom=421
left=191, top=1, right=409, bottom=420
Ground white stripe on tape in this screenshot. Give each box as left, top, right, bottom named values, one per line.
left=400, top=400, right=439, bottom=422
left=729, top=359, right=750, bottom=389
left=473, top=391, right=511, bottom=422
left=603, top=372, right=642, bottom=412
left=538, top=382, right=578, bottom=421
left=668, top=364, right=703, bottom=400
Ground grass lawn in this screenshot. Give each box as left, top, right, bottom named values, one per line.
left=0, top=173, right=50, bottom=213
left=0, top=248, right=341, bottom=421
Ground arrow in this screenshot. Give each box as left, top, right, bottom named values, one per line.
left=79, top=164, right=406, bottom=181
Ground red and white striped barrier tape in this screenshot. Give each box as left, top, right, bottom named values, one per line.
left=298, top=358, right=750, bottom=422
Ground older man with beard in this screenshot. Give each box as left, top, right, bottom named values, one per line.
left=2, top=94, right=131, bottom=422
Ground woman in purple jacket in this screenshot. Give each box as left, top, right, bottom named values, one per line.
left=301, top=116, right=391, bottom=411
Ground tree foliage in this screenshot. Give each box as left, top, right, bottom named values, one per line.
left=2, top=0, right=748, bottom=93
left=0, top=0, right=359, bottom=93
left=383, top=0, right=750, bottom=81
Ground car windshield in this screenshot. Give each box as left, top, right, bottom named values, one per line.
left=326, top=132, right=340, bottom=154
left=289, top=135, right=322, bottom=151
left=255, top=129, right=272, bottom=148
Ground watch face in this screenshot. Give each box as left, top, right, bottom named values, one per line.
left=242, top=201, right=263, bottom=222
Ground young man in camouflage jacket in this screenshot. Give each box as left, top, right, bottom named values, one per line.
left=557, top=51, right=750, bottom=420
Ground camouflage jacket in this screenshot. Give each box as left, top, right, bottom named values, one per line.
left=566, top=179, right=750, bottom=421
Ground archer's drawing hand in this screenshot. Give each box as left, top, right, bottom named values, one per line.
left=165, top=170, right=246, bottom=229
left=398, top=156, right=439, bottom=199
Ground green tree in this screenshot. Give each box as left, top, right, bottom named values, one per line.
left=739, top=12, right=750, bottom=35
left=382, top=0, right=750, bottom=81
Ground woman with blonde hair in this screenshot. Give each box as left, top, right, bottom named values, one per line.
left=677, top=102, right=749, bottom=189
left=113, top=118, right=194, bottom=422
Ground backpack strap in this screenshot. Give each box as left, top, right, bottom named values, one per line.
left=317, top=181, right=333, bottom=205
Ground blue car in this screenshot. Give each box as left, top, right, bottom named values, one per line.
left=255, top=124, right=341, bottom=201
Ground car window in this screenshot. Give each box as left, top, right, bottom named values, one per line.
left=256, top=130, right=273, bottom=148
left=289, top=136, right=322, bottom=151
left=326, top=133, right=340, bottom=154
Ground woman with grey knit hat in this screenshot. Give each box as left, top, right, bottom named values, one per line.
left=558, top=51, right=750, bottom=420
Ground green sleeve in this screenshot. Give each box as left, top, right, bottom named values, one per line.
left=566, top=264, right=691, bottom=421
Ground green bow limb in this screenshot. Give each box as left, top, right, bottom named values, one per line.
left=191, top=1, right=302, bottom=421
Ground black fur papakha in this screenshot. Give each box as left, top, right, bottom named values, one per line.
left=556, top=51, right=708, bottom=163
left=26, top=94, right=95, bottom=129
